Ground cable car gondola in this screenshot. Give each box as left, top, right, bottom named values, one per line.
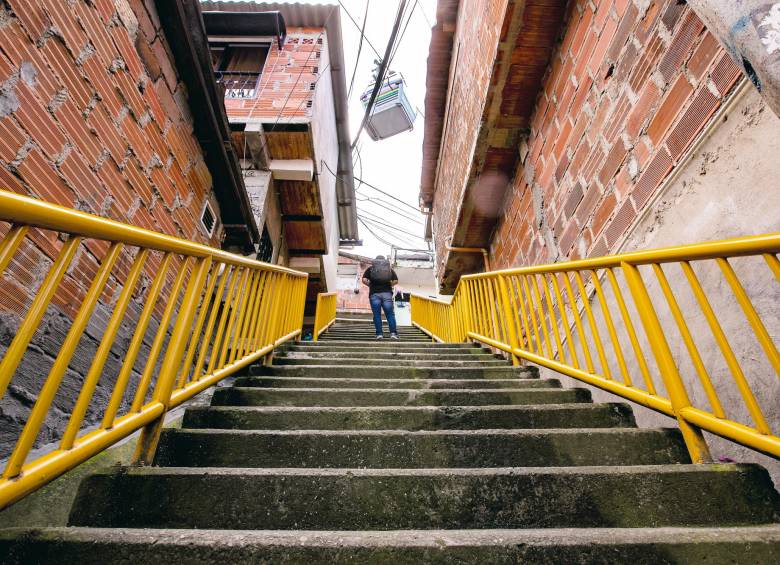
left=359, top=71, right=417, bottom=141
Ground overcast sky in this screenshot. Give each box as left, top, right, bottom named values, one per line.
left=285, top=0, right=437, bottom=258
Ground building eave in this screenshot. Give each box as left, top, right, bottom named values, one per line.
left=155, top=0, right=260, bottom=251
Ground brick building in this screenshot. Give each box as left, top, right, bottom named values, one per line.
left=202, top=1, right=358, bottom=324
left=421, top=0, right=779, bottom=474
left=0, top=0, right=355, bottom=458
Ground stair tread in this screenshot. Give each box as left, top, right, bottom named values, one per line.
left=6, top=525, right=780, bottom=545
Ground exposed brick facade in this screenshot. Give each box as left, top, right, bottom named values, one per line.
left=0, top=0, right=223, bottom=457
left=430, top=0, right=508, bottom=274
left=487, top=0, right=744, bottom=269
left=222, top=28, right=323, bottom=121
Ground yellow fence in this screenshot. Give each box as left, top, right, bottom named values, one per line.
left=0, top=190, right=307, bottom=509
left=411, top=234, right=780, bottom=462
left=312, top=292, right=337, bottom=341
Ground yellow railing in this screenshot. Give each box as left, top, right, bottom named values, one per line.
left=312, top=292, right=337, bottom=341
left=412, top=234, right=780, bottom=462
left=0, top=190, right=307, bottom=509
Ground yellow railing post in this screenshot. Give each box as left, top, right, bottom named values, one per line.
left=132, top=256, right=213, bottom=465
left=497, top=274, right=521, bottom=365
left=313, top=292, right=324, bottom=341
left=621, top=261, right=712, bottom=463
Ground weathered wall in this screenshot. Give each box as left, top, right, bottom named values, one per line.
left=0, top=0, right=220, bottom=459
left=429, top=0, right=508, bottom=274
left=310, top=31, right=340, bottom=292
left=222, top=27, right=322, bottom=122
left=538, top=85, right=780, bottom=485
left=490, top=0, right=744, bottom=268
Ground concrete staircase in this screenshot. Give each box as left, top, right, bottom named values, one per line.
left=2, top=321, right=779, bottom=562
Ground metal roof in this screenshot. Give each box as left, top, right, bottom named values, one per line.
left=200, top=1, right=358, bottom=243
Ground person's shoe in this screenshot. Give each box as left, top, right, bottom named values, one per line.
left=376, top=335, right=384, bottom=340
left=390, top=333, right=400, bottom=340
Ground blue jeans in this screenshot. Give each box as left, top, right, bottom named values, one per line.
left=369, top=292, right=397, bottom=336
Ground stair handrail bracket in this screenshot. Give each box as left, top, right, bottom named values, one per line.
left=0, top=189, right=308, bottom=509
left=312, top=292, right=337, bottom=341
left=411, top=233, right=780, bottom=462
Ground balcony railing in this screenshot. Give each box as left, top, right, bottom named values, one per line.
left=215, top=71, right=260, bottom=99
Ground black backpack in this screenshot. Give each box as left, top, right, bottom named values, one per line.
left=370, top=259, right=393, bottom=284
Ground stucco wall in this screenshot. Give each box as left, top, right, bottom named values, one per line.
left=538, top=86, right=780, bottom=485
left=310, top=31, right=340, bottom=292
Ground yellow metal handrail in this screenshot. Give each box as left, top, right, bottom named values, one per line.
left=0, top=190, right=307, bottom=509
left=312, top=292, right=337, bottom=341
left=412, top=234, right=780, bottom=462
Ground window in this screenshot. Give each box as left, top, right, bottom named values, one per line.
left=200, top=200, right=216, bottom=237
left=257, top=224, right=274, bottom=263
left=210, top=43, right=270, bottom=99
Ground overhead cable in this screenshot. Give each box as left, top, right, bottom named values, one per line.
left=350, top=0, right=408, bottom=149
left=347, top=0, right=370, bottom=99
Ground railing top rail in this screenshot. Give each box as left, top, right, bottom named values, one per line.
left=0, top=190, right=306, bottom=276
left=460, top=233, right=780, bottom=281
left=410, top=293, right=451, bottom=305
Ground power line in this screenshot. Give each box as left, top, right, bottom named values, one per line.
left=351, top=0, right=408, bottom=149
left=358, top=208, right=422, bottom=234
left=388, top=0, right=417, bottom=68
left=354, top=176, right=419, bottom=212
left=347, top=0, right=370, bottom=99
left=356, top=195, right=423, bottom=224
left=337, top=0, right=382, bottom=60
left=359, top=214, right=426, bottom=240
left=358, top=216, right=411, bottom=248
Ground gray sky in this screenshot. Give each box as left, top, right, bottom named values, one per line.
left=289, top=0, right=436, bottom=257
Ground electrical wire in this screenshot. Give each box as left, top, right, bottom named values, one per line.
left=358, top=216, right=410, bottom=248
left=353, top=176, right=419, bottom=212
left=359, top=213, right=426, bottom=240
left=387, top=0, right=417, bottom=68
left=337, top=0, right=382, bottom=59
left=356, top=195, right=423, bottom=224
left=347, top=0, right=370, bottom=100
left=321, top=160, right=420, bottom=217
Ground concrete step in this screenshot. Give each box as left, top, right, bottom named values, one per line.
left=319, top=337, right=433, bottom=342
left=272, top=358, right=510, bottom=367
left=290, top=341, right=474, bottom=349
left=276, top=352, right=502, bottom=361
left=210, top=387, right=591, bottom=407
left=250, top=365, right=539, bottom=379
left=154, top=428, right=689, bottom=468
left=68, top=465, right=780, bottom=530
left=6, top=526, right=780, bottom=564
left=284, top=344, right=487, bottom=353
left=182, top=403, right=639, bottom=431
left=232, top=376, right=559, bottom=389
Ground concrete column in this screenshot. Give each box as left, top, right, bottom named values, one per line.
left=688, top=1, right=780, bottom=117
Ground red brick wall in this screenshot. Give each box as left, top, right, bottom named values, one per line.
left=0, top=0, right=222, bottom=456
left=430, top=0, right=508, bottom=269
left=0, top=0, right=218, bottom=245
left=488, top=0, right=744, bottom=269
left=223, top=27, right=323, bottom=121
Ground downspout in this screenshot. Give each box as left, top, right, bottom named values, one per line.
left=687, top=0, right=780, bottom=117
